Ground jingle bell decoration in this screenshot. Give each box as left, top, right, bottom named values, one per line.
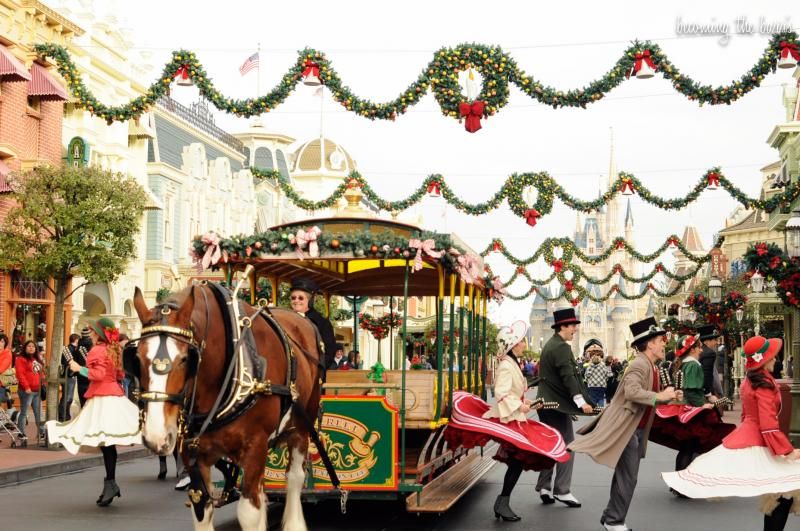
left=302, top=60, right=322, bottom=86
left=778, top=41, right=799, bottom=69
left=426, top=180, right=442, bottom=197
left=630, top=50, right=656, bottom=79
left=491, top=240, right=503, bottom=253
left=707, top=171, right=720, bottom=190
left=174, top=65, right=193, bottom=86
left=619, top=177, right=635, bottom=196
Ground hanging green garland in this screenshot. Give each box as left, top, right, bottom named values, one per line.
left=251, top=167, right=800, bottom=228
left=34, top=32, right=798, bottom=129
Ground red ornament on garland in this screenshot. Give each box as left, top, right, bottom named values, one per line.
left=302, top=60, right=322, bottom=86
left=628, top=49, right=656, bottom=79
left=707, top=171, right=721, bottom=190
left=778, top=41, right=800, bottom=69
left=174, top=65, right=192, bottom=86
left=330, top=239, right=341, bottom=249
left=370, top=245, right=379, bottom=254
left=458, top=100, right=485, bottom=133
left=523, top=208, right=541, bottom=227
left=245, top=245, right=253, bottom=257
left=426, top=180, right=442, bottom=197
left=619, top=178, right=635, bottom=196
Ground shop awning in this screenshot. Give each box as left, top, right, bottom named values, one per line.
left=27, top=63, right=68, bottom=100
left=0, top=46, right=30, bottom=81
left=0, top=160, right=13, bottom=193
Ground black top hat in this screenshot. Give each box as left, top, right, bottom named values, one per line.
left=630, top=317, right=667, bottom=347
left=290, top=278, right=319, bottom=294
left=551, top=308, right=581, bottom=329
left=584, top=338, right=604, bottom=352
left=697, top=324, right=721, bottom=341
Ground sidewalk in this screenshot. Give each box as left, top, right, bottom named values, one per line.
left=0, top=406, right=152, bottom=487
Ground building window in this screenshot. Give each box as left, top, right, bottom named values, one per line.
left=26, top=96, right=40, bottom=113
left=242, top=147, right=250, bottom=168
left=254, top=147, right=274, bottom=170
left=276, top=150, right=290, bottom=178
left=164, top=194, right=174, bottom=248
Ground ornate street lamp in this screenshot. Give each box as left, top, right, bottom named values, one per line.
left=735, top=307, right=744, bottom=323
left=750, top=270, right=765, bottom=293
left=687, top=309, right=698, bottom=324
left=787, top=210, right=800, bottom=258
left=709, top=277, right=723, bottom=304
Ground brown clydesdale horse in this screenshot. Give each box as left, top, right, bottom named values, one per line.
left=130, top=284, right=322, bottom=531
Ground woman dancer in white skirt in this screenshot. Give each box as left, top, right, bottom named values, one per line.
left=46, top=317, right=141, bottom=506
left=663, top=335, right=800, bottom=531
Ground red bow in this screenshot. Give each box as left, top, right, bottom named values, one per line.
left=668, top=237, right=679, bottom=248
left=570, top=298, right=579, bottom=307
left=564, top=280, right=574, bottom=292
left=174, top=65, right=190, bottom=81
left=780, top=41, right=800, bottom=61
left=523, top=208, right=540, bottom=226
left=619, top=178, right=635, bottom=195
left=302, top=61, right=320, bottom=79
left=655, top=264, right=664, bottom=272
left=756, top=242, right=768, bottom=256
left=427, top=180, right=441, bottom=195
left=459, top=100, right=485, bottom=133
left=516, top=266, right=526, bottom=275
left=491, top=240, right=503, bottom=252
left=551, top=259, right=564, bottom=273
left=707, top=172, right=721, bottom=188
left=616, top=240, right=625, bottom=250
left=104, top=328, right=119, bottom=343
left=629, top=49, right=656, bottom=78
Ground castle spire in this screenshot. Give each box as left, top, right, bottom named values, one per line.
left=625, top=198, right=634, bottom=228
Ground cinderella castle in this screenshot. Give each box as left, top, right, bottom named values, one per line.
left=530, top=135, right=658, bottom=358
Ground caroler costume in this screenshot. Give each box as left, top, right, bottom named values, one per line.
left=648, top=335, right=735, bottom=463
left=663, top=336, right=800, bottom=521
left=46, top=341, right=141, bottom=453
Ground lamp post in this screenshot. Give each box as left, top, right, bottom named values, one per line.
left=687, top=309, right=698, bottom=325
left=709, top=277, right=723, bottom=304
left=373, top=300, right=386, bottom=365
left=734, top=307, right=745, bottom=397
left=784, top=210, right=800, bottom=444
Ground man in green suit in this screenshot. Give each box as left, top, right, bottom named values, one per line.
left=535, top=308, right=595, bottom=508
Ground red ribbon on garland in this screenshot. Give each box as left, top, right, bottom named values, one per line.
left=615, top=240, right=625, bottom=250
left=427, top=180, right=442, bottom=195
left=564, top=280, right=574, bottom=292
left=491, top=240, right=503, bottom=252
left=459, top=100, right=485, bottom=133
left=707, top=171, right=721, bottom=188
left=523, top=208, right=540, bottom=226
left=780, top=41, right=800, bottom=61
left=668, top=237, right=680, bottom=248
left=302, top=61, right=320, bottom=79
left=551, top=259, right=564, bottom=273
left=174, top=65, right=190, bottom=81
left=619, top=178, right=635, bottom=195
left=628, top=49, right=656, bottom=78
left=570, top=298, right=579, bottom=307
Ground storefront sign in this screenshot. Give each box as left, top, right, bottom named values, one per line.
left=66, top=137, right=89, bottom=167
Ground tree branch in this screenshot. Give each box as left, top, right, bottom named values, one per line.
left=65, top=280, right=89, bottom=299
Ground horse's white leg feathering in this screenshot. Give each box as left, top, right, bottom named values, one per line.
left=282, top=446, right=308, bottom=531
left=237, top=491, right=265, bottom=531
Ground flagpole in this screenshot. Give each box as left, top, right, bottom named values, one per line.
left=256, top=42, right=261, bottom=118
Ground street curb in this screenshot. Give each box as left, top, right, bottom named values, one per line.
left=0, top=447, right=153, bottom=488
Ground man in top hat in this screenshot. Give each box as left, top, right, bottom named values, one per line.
left=570, top=317, right=680, bottom=531
left=289, top=278, right=337, bottom=370
left=535, top=307, right=595, bottom=508
left=697, top=324, right=723, bottom=400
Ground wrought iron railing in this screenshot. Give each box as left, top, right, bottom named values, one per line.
left=157, top=96, right=245, bottom=154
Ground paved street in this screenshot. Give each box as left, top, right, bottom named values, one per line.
left=0, top=439, right=766, bottom=531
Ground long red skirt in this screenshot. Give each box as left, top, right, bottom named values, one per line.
left=649, top=404, right=735, bottom=454
left=444, top=391, right=569, bottom=471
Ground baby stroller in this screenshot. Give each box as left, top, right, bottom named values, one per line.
left=0, top=389, right=23, bottom=448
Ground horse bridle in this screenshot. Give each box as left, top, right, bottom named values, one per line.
left=130, top=300, right=204, bottom=407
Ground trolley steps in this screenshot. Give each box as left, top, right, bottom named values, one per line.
left=405, top=442, right=498, bottom=514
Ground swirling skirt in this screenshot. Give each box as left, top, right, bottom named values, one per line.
left=444, top=391, right=569, bottom=471
left=46, top=395, right=142, bottom=454
left=649, top=404, right=735, bottom=453
left=663, top=444, right=800, bottom=514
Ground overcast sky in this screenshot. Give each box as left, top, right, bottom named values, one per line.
left=52, top=0, right=798, bottom=323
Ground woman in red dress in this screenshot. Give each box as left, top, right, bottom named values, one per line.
left=46, top=318, right=141, bottom=507
left=663, top=336, right=800, bottom=531
left=445, top=320, right=569, bottom=522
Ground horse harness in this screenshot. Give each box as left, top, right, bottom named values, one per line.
left=125, top=282, right=347, bottom=518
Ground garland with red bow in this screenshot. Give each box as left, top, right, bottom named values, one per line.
left=251, top=167, right=800, bottom=230
left=684, top=290, right=748, bottom=330
left=744, top=242, right=800, bottom=308
left=359, top=312, right=402, bottom=340
left=34, top=32, right=798, bottom=126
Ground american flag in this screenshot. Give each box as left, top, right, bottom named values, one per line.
left=239, top=52, right=259, bottom=76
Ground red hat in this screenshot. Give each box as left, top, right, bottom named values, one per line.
left=675, top=335, right=700, bottom=358
left=742, top=336, right=782, bottom=370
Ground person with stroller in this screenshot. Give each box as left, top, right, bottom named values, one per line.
left=46, top=318, right=141, bottom=507
left=0, top=334, right=13, bottom=409
left=15, top=340, right=44, bottom=447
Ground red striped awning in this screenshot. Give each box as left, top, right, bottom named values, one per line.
left=0, top=45, right=30, bottom=81
left=28, top=63, right=68, bottom=101
left=0, top=160, right=13, bottom=193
